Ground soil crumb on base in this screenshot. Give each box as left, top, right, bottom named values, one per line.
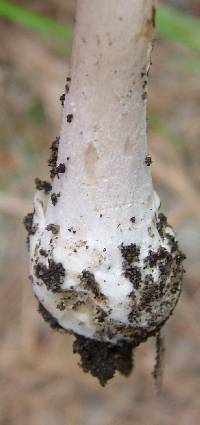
left=73, top=334, right=134, bottom=386
left=34, top=178, right=52, bottom=194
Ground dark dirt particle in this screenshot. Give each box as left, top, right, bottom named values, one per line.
left=35, top=259, right=65, bottom=292
left=56, top=301, right=66, bottom=311
left=48, top=136, right=59, bottom=179
left=130, top=216, right=135, bottom=224
left=124, top=266, right=141, bottom=289
left=39, top=248, right=48, bottom=257
left=66, top=77, right=71, bottom=82
left=38, top=302, right=63, bottom=331
left=140, top=280, right=162, bottom=308
left=148, top=226, right=155, bottom=238
left=156, top=212, right=168, bottom=237
left=120, top=243, right=140, bottom=264
left=34, top=178, right=52, bottom=194
left=67, top=156, right=70, bottom=161
left=53, top=163, right=66, bottom=178
left=142, top=92, right=147, bottom=101
left=80, top=270, right=106, bottom=300
left=156, top=213, right=185, bottom=261
left=143, top=80, right=147, bottom=89
left=67, top=114, right=73, bottom=123
left=46, top=224, right=60, bottom=235
left=95, top=306, right=108, bottom=323
left=144, top=247, right=172, bottom=269
left=175, top=252, right=186, bottom=265
left=23, top=212, right=36, bottom=236
left=166, top=233, right=179, bottom=253
left=73, top=334, right=134, bottom=386
left=99, top=214, right=102, bottom=218
left=68, top=227, right=76, bottom=234
left=120, top=243, right=141, bottom=287
left=60, top=93, right=65, bottom=107
left=51, top=192, right=60, bottom=206
left=145, top=155, right=152, bottom=166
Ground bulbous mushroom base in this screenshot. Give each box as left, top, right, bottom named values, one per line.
left=25, top=192, right=185, bottom=385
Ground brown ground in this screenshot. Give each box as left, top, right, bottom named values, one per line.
left=0, top=2, right=200, bottom=424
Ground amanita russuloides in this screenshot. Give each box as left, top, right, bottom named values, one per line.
left=25, top=0, right=185, bottom=385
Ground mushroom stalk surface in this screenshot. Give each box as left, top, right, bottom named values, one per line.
left=26, top=0, right=185, bottom=385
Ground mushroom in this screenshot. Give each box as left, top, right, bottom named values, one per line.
left=25, top=0, right=185, bottom=386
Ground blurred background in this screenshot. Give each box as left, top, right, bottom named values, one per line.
left=0, top=1, right=200, bottom=424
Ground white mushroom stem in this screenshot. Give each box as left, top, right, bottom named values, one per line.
left=54, top=0, right=156, bottom=230
left=28, top=0, right=184, bottom=355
